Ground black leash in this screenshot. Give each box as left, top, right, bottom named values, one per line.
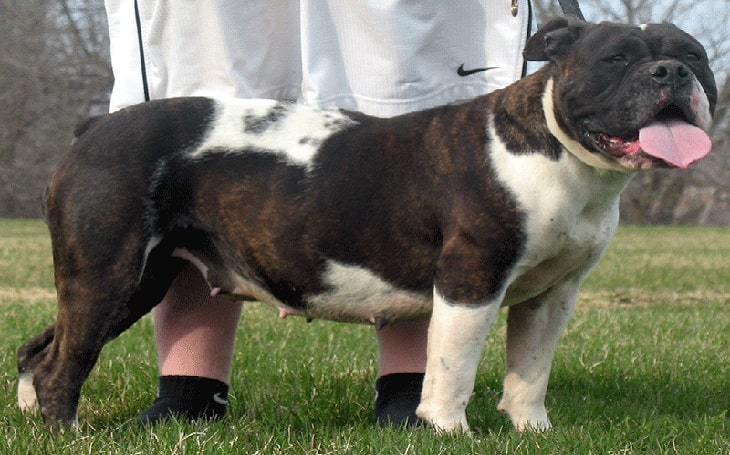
left=557, top=0, right=585, bottom=20
left=134, top=0, right=151, bottom=102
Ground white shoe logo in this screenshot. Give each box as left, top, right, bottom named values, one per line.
left=213, top=392, right=228, bottom=406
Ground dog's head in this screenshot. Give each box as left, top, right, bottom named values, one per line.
left=525, top=16, right=717, bottom=171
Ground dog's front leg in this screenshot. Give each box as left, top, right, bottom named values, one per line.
left=416, top=288, right=501, bottom=433
left=497, top=277, right=581, bottom=431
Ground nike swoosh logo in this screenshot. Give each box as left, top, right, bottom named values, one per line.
left=212, top=392, right=229, bottom=406
left=457, top=64, right=496, bottom=77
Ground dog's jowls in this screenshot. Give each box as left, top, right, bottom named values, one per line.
left=18, top=17, right=716, bottom=432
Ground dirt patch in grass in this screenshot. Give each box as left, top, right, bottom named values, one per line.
left=0, top=287, right=55, bottom=304
left=580, top=289, right=728, bottom=308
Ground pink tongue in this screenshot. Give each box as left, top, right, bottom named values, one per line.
left=638, top=120, right=711, bottom=168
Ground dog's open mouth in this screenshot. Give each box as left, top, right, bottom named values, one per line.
left=588, top=106, right=712, bottom=169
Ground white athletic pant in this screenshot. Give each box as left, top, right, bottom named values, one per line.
left=106, top=0, right=533, bottom=116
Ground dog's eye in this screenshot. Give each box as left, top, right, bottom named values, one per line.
left=604, top=55, right=628, bottom=65
left=686, top=52, right=701, bottom=62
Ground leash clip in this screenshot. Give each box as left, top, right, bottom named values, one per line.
left=511, top=0, right=518, bottom=16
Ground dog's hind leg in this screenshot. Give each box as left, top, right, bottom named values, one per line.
left=24, top=248, right=184, bottom=429
left=17, top=324, right=55, bottom=412
left=20, top=218, right=183, bottom=428
left=497, top=278, right=580, bottom=432
left=31, top=302, right=116, bottom=427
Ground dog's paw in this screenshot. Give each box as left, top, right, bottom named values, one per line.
left=512, top=416, right=552, bottom=432
left=497, top=400, right=552, bottom=432
left=17, top=372, right=39, bottom=413
left=416, top=406, right=471, bottom=434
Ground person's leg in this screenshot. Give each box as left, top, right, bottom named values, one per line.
left=138, top=264, right=243, bottom=424
left=106, top=0, right=298, bottom=426
left=374, top=320, right=429, bottom=427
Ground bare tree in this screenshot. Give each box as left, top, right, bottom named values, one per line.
left=0, top=0, right=111, bottom=217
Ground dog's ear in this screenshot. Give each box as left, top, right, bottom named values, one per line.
left=524, top=15, right=586, bottom=61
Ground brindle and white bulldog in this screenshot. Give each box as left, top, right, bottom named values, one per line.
left=18, top=17, right=716, bottom=432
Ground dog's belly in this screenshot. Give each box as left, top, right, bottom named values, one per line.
left=178, top=249, right=432, bottom=324
left=302, top=261, right=432, bottom=323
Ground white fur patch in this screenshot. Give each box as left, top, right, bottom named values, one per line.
left=138, top=234, right=163, bottom=284
left=417, top=288, right=501, bottom=433
left=497, top=279, right=582, bottom=432
left=305, top=260, right=430, bottom=323
left=691, top=76, right=713, bottom=132
left=171, top=248, right=210, bottom=280
left=489, top=111, right=631, bottom=306
left=17, top=372, right=39, bottom=413
left=488, top=105, right=634, bottom=432
left=188, top=100, right=354, bottom=169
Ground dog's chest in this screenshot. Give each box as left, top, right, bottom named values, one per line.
left=503, top=215, right=612, bottom=306
left=489, top=133, right=627, bottom=306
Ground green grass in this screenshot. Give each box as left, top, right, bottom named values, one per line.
left=1, top=219, right=728, bottom=454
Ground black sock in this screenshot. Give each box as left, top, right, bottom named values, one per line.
left=138, top=375, right=229, bottom=425
left=374, top=373, right=424, bottom=428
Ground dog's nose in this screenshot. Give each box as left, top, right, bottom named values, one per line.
left=649, top=61, right=690, bottom=86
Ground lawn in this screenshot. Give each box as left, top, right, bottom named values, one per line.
left=0, top=219, right=727, bottom=454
